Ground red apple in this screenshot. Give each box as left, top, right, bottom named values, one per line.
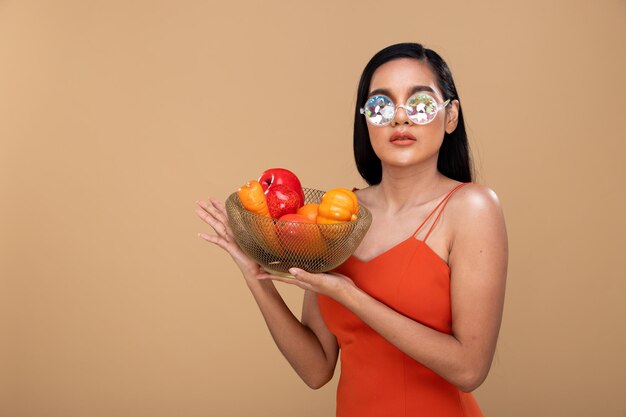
left=276, top=214, right=327, bottom=259
left=265, top=184, right=301, bottom=219
left=258, top=168, right=305, bottom=208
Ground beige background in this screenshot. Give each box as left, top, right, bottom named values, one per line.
left=1, top=1, right=625, bottom=416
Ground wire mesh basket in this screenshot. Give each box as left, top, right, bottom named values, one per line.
left=225, top=187, right=372, bottom=277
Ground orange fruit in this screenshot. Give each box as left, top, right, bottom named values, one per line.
left=276, top=214, right=327, bottom=260
left=297, top=204, right=319, bottom=223
left=249, top=215, right=284, bottom=257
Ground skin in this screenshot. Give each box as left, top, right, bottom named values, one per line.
left=195, top=58, right=508, bottom=392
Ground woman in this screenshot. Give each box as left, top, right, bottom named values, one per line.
left=196, top=42, right=508, bottom=417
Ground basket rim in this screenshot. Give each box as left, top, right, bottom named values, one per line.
left=226, top=187, right=371, bottom=226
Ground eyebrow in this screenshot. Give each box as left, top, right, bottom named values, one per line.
left=368, top=85, right=437, bottom=99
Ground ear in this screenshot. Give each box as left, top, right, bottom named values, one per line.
left=444, top=99, right=460, bottom=134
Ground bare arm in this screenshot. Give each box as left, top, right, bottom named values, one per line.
left=261, top=185, right=508, bottom=392
left=244, top=280, right=338, bottom=388
left=195, top=197, right=338, bottom=389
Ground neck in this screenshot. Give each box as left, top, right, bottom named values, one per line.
left=373, top=163, right=445, bottom=214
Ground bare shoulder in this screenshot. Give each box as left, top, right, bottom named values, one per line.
left=446, top=182, right=508, bottom=258
left=447, top=183, right=505, bottom=222
left=445, top=183, right=507, bottom=244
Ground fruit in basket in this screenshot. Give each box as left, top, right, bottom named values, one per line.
left=226, top=187, right=372, bottom=275
left=237, top=180, right=270, bottom=216
left=258, top=168, right=305, bottom=209
left=276, top=213, right=327, bottom=259
left=234, top=172, right=362, bottom=264
left=317, top=188, right=360, bottom=238
left=265, top=184, right=302, bottom=219
left=237, top=180, right=283, bottom=256
left=297, top=204, right=320, bottom=222
left=317, top=188, right=359, bottom=222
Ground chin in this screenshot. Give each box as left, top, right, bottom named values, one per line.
left=386, top=159, right=422, bottom=168
left=379, top=150, right=439, bottom=169
left=377, top=148, right=419, bottom=162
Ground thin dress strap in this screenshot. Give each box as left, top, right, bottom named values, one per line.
left=412, top=182, right=470, bottom=242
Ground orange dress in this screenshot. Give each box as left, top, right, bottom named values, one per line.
left=317, top=182, right=483, bottom=417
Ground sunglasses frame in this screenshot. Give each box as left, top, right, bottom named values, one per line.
left=360, top=92, right=451, bottom=126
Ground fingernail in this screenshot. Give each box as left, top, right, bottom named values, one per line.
left=289, top=268, right=298, bottom=275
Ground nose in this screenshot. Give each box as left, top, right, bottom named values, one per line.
left=391, top=105, right=411, bottom=126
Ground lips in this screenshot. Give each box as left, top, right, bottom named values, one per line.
left=390, top=131, right=416, bottom=142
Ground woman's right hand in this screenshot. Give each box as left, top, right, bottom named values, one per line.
left=195, top=197, right=265, bottom=279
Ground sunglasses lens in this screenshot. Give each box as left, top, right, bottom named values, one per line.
left=406, top=93, right=439, bottom=124
left=363, top=95, right=394, bottom=125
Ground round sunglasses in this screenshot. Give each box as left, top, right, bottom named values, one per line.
left=360, top=92, right=450, bottom=126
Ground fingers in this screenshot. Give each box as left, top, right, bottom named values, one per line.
left=289, top=268, right=315, bottom=284
left=198, top=231, right=229, bottom=250
left=207, top=197, right=234, bottom=237
left=195, top=199, right=230, bottom=241
left=257, top=268, right=317, bottom=292
left=208, top=196, right=227, bottom=218
left=257, top=269, right=315, bottom=291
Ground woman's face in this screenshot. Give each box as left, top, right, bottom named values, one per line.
left=365, top=58, right=459, bottom=169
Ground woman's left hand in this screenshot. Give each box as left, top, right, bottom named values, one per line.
left=257, top=268, right=356, bottom=302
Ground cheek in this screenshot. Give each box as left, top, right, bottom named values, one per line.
left=366, top=126, right=390, bottom=154
left=367, top=125, right=389, bottom=143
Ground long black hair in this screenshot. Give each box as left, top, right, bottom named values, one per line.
left=354, top=43, right=473, bottom=185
